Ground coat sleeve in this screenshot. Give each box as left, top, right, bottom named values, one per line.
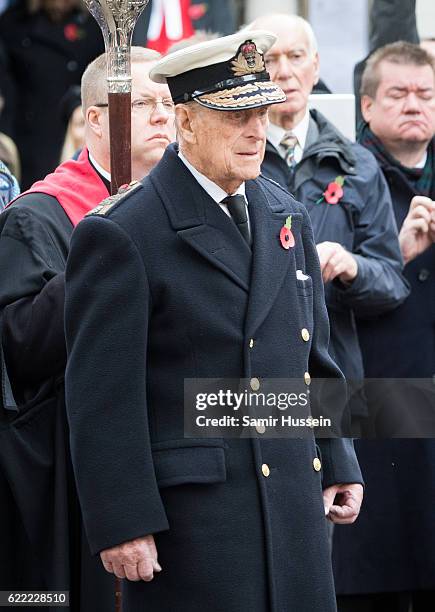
left=0, top=206, right=67, bottom=405
left=331, top=161, right=410, bottom=318
left=64, top=214, right=169, bottom=555
left=300, top=207, right=363, bottom=488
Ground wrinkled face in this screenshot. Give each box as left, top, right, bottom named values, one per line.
left=130, top=62, right=176, bottom=178
left=188, top=104, right=269, bottom=192
left=362, top=61, right=435, bottom=145
left=263, top=24, right=319, bottom=127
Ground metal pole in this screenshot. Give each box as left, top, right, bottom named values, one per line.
left=82, top=0, right=150, bottom=193
left=78, top=3, right=150, bottom=609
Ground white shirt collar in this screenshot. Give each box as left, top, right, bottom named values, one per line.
left=88, top=152, right=111, bottom=182
left=268, top=109, right=310, bottom=158
left=178, top=150, right=246, bottom=202
left=415, top=151, right=428, bottom=169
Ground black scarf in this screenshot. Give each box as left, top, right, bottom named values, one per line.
left=358, top=122, right=434, bottom=196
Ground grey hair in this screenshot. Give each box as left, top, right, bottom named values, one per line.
left=243, top=14, right=318, bottom=57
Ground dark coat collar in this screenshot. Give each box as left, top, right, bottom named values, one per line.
left=149, top=144, right=302, bottom=336
left=265, top=109, right=357, bottom=175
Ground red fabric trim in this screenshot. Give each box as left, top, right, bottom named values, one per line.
left=10, top=148, right=109, bottom=227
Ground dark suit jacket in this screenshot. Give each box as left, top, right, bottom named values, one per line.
left=65, top=143, right=362, bottom=612
left=333, top=140, right=435, bottom=595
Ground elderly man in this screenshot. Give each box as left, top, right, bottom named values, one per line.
left=249, top=15, right=408, bottom=414
left=333, top=42, right=435, bottom=612
left=64, top=31, right=363, bottom=612
left=0, top=47, right=174, bottom=610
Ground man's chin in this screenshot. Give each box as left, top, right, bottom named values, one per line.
left=399, top=125, right=433, bottom=142
left=132, top=149, right=168, bottom=180
left=241, top=166, right=262, bottom=182
left=270, top=100, right=305, bottom=124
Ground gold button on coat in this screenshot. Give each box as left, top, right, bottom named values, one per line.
left=313, top=458, right=322, bottom=472
left=301, top=328, right=310, bottom=342
left=261, top=463, right=270, bottom=477
left=304, top=372, right=311, bottom=385
left=250, top=377, right=260, bottom=391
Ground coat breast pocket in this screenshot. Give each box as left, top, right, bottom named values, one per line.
left=152, top=440, right=227, bottom=489
left=296, top=270, right=313, bottom=297
left=295, top=272, right=314, bottom=334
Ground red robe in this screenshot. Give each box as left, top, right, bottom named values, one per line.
left=9, top=147, right=109, bottom=226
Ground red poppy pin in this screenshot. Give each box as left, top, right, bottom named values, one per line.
left=188, top=3, right=208, bottom=20
left=280, top=216, right=295, bottom=249
left=316, top=175, right=345, bottom=205
left=64, top=23, right=83, bottom=42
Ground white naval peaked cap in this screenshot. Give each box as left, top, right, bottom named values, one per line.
left=149, top=30, right=286, bottom=111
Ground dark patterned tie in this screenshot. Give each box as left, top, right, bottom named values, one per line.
left=280, top=132, right=298, bottom=169
left=221, top=195, right=251, bottom=246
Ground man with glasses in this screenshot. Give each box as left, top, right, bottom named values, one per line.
left=0, top=47, right=175, bottom=610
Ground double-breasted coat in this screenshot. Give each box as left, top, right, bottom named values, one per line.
left=65, top=144, right=362, bottom=612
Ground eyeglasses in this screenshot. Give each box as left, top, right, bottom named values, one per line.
left=95, top=97, right=175, bottom=115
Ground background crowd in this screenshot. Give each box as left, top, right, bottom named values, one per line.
left=0, top=1, right=434, bottom=612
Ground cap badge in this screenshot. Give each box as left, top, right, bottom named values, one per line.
left=231, top=40, right=266, bottom=77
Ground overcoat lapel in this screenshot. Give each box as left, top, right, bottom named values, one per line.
left=149, top=144, right=251, bottom=292
left=244, top=179, right=302, bottom=338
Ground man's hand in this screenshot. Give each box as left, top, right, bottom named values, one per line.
left=100, top=534, right=161, bottom=582
left=399, top=195, right=435, bottom=264
left=323, top=483, right=363, bottom=524
left=316, top=242, right=358, bottom=284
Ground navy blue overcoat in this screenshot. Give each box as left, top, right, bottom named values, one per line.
left=65, top=144, right=362, bottom=612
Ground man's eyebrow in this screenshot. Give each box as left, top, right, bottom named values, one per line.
left=133, top=92, right=172, bottom=99
left=132, top=92, right=155, bottom=98
left=266, top=47, right=307, bottom=57
left=387, top=85, right=434, bottom=93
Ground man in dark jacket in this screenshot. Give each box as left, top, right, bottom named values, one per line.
left=248, top=14, right=409, bottom=405
left=0, top=47, right=175, bottom=611
left=0, top=0, right=105, bottom=188
left=333, top=42, right=435, bottom=612
left=64, top=31, right=363, bottom=612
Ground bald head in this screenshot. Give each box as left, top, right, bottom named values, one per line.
left=81, top=46, right=161, bottom=112
left=245, top=14, right=317, bottom=58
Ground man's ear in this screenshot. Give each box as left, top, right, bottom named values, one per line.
left=175, top=104, right=198, bottom=145
left=313, top=51, right=320, bottom=86
left=361, top=95, right=374, bottom=124
left=86, top=106, right=105, bottom=138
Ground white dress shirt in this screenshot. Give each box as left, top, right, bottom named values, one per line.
left=88, top=152, right=111, bottom=182
left=267, top=109, right=310, bottom=164
left=178, top=150, right=251, bottom=231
